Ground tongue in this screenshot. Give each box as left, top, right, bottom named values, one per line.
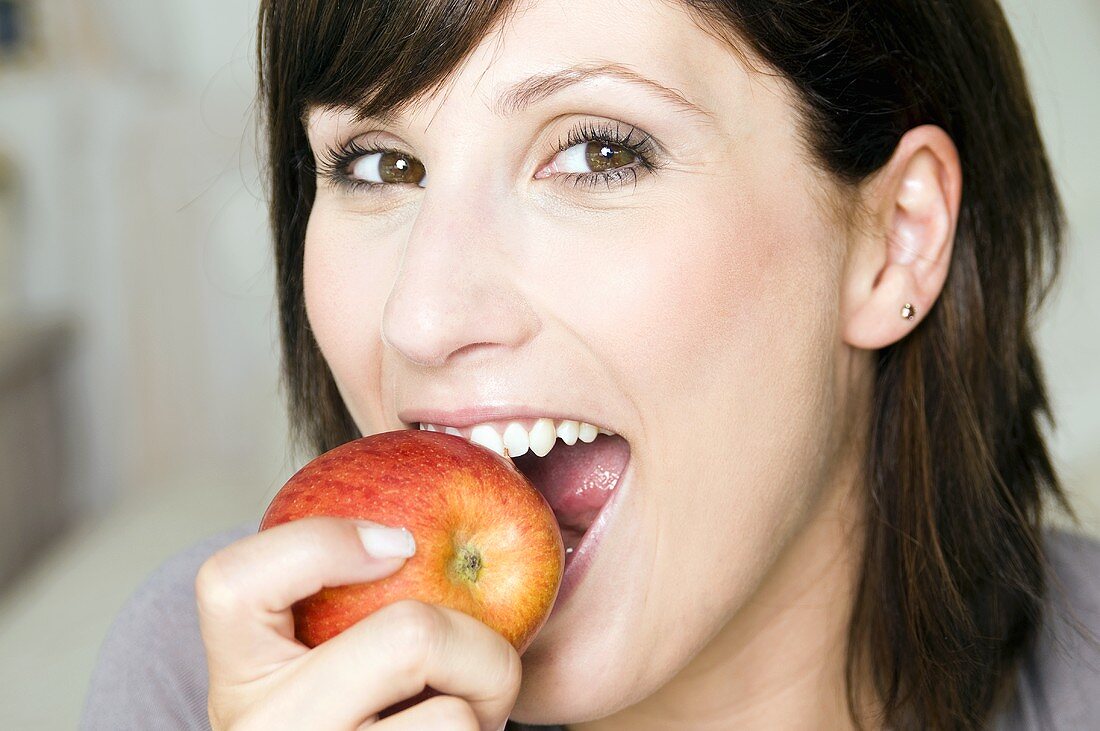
left=513, top=434, right=630, bottom=534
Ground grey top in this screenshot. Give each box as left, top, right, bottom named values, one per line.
left=80, top=524, right=1100, bottom=730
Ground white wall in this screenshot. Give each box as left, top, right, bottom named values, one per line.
left=2, top=0, right=1097, bottom=533
left=1001, top=0, right=1100, bottom=532
left=3, top=0, right=291, bottom=518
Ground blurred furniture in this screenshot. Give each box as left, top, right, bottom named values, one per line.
left=0, top=313, right=75, bottom=590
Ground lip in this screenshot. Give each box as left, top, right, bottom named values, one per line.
left=398, top=404, right=617, bottom=433
left=550, top=453, right=632, bottom=614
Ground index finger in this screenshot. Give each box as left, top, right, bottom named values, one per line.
left=195, top=516, right=413, bottom=680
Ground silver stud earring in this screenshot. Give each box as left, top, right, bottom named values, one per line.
left=901, top=302, right=916, bottom=320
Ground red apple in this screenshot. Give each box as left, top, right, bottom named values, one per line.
left=258, top=428, right=565, bottom=655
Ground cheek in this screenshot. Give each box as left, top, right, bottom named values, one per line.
left=647, top=191, right=835, bottom=409
left=303, top=206, right=401, bottom=433
left=558, top=166, right=846, bottom=697
left=609, top=163, right=841, bottom=578
left=587, top=171, right=840, bottom=455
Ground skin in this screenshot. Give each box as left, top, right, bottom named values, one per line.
left=295, top=0, right=962, bottom=727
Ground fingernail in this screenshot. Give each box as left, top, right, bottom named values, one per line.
left=356, top=524, right=416, bottom=559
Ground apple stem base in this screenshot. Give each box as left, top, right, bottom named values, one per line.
left=449, top=543, right=483, bottom=585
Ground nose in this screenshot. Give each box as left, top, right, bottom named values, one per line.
left=381, top=188, right=538, bottom=367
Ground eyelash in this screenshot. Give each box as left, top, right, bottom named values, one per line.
left=314, top=119, right=661, bottom=195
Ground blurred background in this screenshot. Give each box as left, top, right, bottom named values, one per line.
left=0, top=0, right=1097, bottom=727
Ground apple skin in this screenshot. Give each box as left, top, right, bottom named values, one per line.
left=258, top=429, right=565, bottom=655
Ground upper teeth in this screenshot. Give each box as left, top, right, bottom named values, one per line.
left=418, top=418, right=615, bottom=459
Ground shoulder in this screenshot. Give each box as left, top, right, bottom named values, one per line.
left=1043, top=528, right=1100, bottom=611
left=80, top=521, right=255, bottom=731
left=995, top=527, right=1100, bottom=730
left=97, top=521, right=255, bottom=629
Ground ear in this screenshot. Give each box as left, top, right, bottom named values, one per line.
left=840, top=124, right=962, bottom=350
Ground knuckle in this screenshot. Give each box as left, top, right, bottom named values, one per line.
left=498, top=642, right=523, bottom=701
left=194, top=552, right=245, bottom=618
left=381, top=599, right=443, bottom=674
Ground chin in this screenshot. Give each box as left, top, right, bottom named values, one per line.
left=508, top=605, right=621, bottom=723
left=509, top=606, right=668, bottom=726
left=511, top=652, right=665, bottom=727
left=510, top=666, right=618, bottom=726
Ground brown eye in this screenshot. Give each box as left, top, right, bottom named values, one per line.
left=583, top=141, right=637, bottom=172
left=548, top=139, right=640, bottom=177
left=350, top=151, right=426, bottom=185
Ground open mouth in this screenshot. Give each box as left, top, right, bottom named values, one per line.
left=511, top=432, right=630, bottom=560
left=412, top=419, right=631, bottom=562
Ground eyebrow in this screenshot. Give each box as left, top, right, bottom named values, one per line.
left=330, top=61, right=717, bottom=131
left=490, top=62, right=715, bottom=121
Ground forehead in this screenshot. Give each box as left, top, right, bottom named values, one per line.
left=483, top=0, right=742, bottom=87
left=307, top=0, right=761, bottom=136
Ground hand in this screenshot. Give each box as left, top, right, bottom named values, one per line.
left=195, top=516, right=521, bottom=730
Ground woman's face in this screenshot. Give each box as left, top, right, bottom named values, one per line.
left=303, top=0, right=867, bottom=723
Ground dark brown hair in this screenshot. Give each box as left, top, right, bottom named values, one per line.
left=257, top=1, right=1079, bottom=727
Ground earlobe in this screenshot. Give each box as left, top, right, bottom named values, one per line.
left=841, top=125, right=961, bottom=350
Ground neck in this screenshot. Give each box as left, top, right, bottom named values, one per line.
left=566, top=457, right=876, bottom=731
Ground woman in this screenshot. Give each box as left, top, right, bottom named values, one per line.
left=81, top=0, right=1100, bottom=729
